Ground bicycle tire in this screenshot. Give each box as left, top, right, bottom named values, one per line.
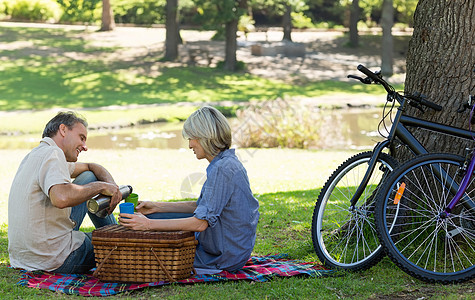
left=312, top=151, right=398, bottom=271
left=375, top=153, right=475, bottom=283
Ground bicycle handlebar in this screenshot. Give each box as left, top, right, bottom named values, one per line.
left=419, top=97, right=443, bottom=111
left=350, top=64, right=442, bottom=112
left=357, top=64, right=392, bottom=92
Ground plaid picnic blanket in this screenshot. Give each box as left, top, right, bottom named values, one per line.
left=16, top=254, right=333, bottom=297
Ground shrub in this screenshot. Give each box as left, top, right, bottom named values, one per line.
left=292, top=12, right=314, bottom=29
left=232, top=98, right=323, bottom=149
left=113, top=0, right=165, bottom=25
left=56, top=0, right=101, bottom=23
left=2, top=0, right=61, bottom=22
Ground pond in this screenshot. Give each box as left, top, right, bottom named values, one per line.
left=0, top=109, right=386, bottom=150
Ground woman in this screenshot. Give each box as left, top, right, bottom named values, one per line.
left=119, top=106, right=260, bottom=274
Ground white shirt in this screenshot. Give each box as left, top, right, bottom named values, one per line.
left=8, top=137, right=85, bottom=271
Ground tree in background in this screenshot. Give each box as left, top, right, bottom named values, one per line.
left=165, top=0, right=179, bottom=60
left=100, top=0, right=115, bottom=31
left=380, top=0, right=393, bottom=76
left=398, top=0, right=475, bottom=159
left=251, top=0, right=308, bottom=41
left=193, top=0, right=248, bottom=71
left=348, top=0, right=360, bottom=47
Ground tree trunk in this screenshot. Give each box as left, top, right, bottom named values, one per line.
left=381, top=0, right=394, bottom=77
left=100, top=0, right=115, bottom=32
left=397, top=0, right=475, bottom=161
left=224, top=19, right=238, bottom=71
left=165, top=0, right=179, bottom=61
left=282, top=4, right=292, bottom=41
left=349, top=0, right=360, bottom=47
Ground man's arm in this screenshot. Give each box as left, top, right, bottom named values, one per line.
left=49, top=181, right=120, bottom=209
left=71, top=162, right=116, bottom=184
left=50, top=162, right=121, bottom=210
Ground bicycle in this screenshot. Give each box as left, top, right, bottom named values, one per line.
left=374, top=101, right=475, bottom=283
left=311, top=64, right=475, bottom=272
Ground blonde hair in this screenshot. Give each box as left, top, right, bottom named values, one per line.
left=182, top=106, right=232, bottom=157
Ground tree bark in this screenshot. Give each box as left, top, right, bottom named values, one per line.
left=165, top=0, right=179, bottom=61
left=224, top=19, right=238, bottom=71
left=349, top=0, right=360, bottom=47
left=282, top=4, right=292, bottom=41
left=397, top=0, right=475, bottom=161
left=100, top=0, right=115, bottom=32
left=381, top=0, right=394, bottom=76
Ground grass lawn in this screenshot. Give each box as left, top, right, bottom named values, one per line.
left=0, top=23, right=471, bottom=299
left=0, top=23, right=401, bottom=136
left=1, top=148, right=473, bottom=299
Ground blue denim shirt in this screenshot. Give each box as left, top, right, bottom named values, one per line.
left=193, top=149, right=259, bottom=271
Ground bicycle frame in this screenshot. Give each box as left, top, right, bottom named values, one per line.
left=446, top=150, right=475, bottom=213
left=349, top=96, right=475, bottom=213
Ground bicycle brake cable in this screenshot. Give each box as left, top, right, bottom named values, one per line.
left=378, top=93, right=396, bottom=137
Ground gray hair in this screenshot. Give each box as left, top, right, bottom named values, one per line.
left=182, top=106, right=232, bottom=157
left=42, top=111, right=88, bottom=138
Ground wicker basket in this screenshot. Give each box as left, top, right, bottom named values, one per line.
left=91, top=224, right=197, bottom=283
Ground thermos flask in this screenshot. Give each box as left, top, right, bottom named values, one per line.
left=87, top=185, right=133, bottom=217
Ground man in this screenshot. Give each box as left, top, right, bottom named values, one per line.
left=8, top=111, right=122, bottom=274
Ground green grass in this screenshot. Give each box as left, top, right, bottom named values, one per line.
left=0, top=24, right=469, bottom=299
left=1, top=149, right=474, bottom=299
left=0, top=24, right=398, bottom=112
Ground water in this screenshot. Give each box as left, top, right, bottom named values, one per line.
left=0, top=109, right=386, bottom=150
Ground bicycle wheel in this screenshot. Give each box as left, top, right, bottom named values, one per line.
left=375, top=153, right=475, bottom=283
left=312, top=151, right=398, bottom=271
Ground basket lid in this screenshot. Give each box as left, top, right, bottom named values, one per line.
left=92, top=224, right=194, bottom=240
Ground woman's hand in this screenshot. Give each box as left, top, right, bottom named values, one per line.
left=119, top=212, right=151, bottom=231
left=135, top=201, right=159, bottom=215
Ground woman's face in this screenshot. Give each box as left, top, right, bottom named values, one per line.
left=189, top=139, right=213, bottom=162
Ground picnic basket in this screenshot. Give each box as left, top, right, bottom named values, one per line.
left=91, top=224, right=197, bottom=283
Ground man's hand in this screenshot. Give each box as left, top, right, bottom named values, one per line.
left=100, top=183, right=121, bottom=214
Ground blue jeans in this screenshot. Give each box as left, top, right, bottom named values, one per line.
left=53, top=171, right=117, bottom=274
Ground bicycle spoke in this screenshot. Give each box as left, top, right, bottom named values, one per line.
left=376, top=154, right=475, bottom=283
left=313, top=152, right=397, bottom=270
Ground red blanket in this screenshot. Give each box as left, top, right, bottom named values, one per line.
left=16, top=254, right=333, bottom=297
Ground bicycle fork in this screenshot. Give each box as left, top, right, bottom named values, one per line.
left=445, top=149, right=475, bottom=214
left=348, top=140, right=391, bottom=210
left=429, top=149, right=475, bottom=238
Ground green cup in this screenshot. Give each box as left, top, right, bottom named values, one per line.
left=125, top=193, right=138, bottom=211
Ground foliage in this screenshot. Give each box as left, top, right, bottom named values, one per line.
left=192, top=0, right=247, bottom=30
left=238, top=14, right=255, bottom=34
left=56, top=0, right=101, bottom=23
left=306, top=0, right=346, bottom=25
left=251, top=0, right=309, bottom=25
left=337, top=0, right=418, bottom=27
left=291, top=11, right=314, bottom=28
left=234, top=98, right=323, bottom=149
left=112, top=0, right=165, bottom=25
left=394, top=0, right=417, bottom=27
left=0, top=0, right=62, bottom=22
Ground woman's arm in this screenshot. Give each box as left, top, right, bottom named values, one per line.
left=119, top=213, right=208, bottom=232
left=136, top=201, right=197, bottom=214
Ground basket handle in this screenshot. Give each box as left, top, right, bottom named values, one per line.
left=150, top=247, right=175, bottom=282
left=93, top=245, right=117, bottom=278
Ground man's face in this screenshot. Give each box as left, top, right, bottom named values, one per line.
left=61, top=122, right=88, bottom=162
